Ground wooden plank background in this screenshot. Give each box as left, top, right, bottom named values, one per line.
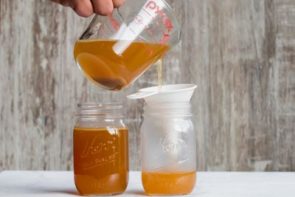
left=0, top=0, right=294, bottom=171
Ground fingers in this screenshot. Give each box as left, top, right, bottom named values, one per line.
left=112, top=0, right=125, bottom=8
left=71, top=0, right=94, bottom=17
left=53, top=0, right=125, bottom=17
left=91, top=0, right=114, bottom=16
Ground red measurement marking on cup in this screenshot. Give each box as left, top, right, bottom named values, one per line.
left=145, top=0, right=174, bottom=44
left=108, top=15, right=120, bottom=31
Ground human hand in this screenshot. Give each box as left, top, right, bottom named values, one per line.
left=52, top=0, right=125, bottom=17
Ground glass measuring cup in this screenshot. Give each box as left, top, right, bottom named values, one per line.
left=74, top=0, right=181, bottom=91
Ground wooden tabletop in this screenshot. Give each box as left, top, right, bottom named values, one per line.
left=0, top=171, right=295, bottom=197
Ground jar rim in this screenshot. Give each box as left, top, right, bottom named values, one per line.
left=77, top=102, right=123, bottom=109
left=143, top=102, right=192, bottom=117
left=76, top=103, right=123, bottom=117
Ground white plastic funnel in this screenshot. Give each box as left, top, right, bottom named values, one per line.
left=128, top=84, right=197, bottom=103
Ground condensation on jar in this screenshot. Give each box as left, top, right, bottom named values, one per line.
left=141, top=102, right=196, bottom=195
left=73, top=103, right=129, bottom=196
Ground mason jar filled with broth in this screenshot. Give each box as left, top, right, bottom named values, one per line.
left=73, top=103, right=129, bottom=195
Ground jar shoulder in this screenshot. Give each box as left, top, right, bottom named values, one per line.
left=75, top=118, right=127, bottom=129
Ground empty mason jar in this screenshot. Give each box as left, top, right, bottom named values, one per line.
left=73, top=103, right=129, bottom=195
left=141, top=102, right=196, bottom=195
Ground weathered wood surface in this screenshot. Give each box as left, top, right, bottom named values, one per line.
left=0, top=0, right=294, bottom=171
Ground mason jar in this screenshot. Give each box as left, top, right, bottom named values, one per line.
left=73, top=103, right=129, bottom=195
left=141, top=102, right=196, bottom=195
